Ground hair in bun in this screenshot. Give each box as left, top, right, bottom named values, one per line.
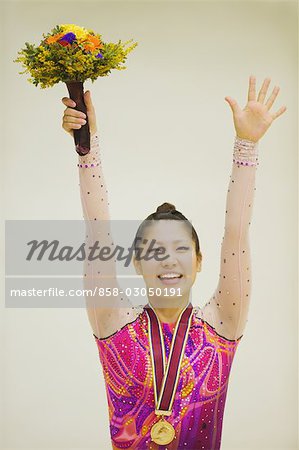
left=155, top=202, right=176, bottom=214
left=133, top=202, right=202, bottom=261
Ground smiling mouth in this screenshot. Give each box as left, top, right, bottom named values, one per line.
left=157, top=274, right=183, bottom=280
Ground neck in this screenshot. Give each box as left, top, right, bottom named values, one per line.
left=150, top=298, right=190, bottom=323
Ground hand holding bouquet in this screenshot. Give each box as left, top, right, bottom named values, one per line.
left=14, top=24, right=137, bottom=155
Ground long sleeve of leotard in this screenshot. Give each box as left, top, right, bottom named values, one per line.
left=77, top=133, right=134, bottom=338
left=199, top=136, right=259, bottom=341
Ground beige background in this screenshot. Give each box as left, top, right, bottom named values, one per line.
left=1, top=1, right=298, bottom=449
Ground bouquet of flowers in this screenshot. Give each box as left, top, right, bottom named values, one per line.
left=14, top=24, right=138, bottom=155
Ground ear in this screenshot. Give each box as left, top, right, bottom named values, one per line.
left=133, top=254, right=143, bottom=275
left=196, top=256, right=202, bottom=272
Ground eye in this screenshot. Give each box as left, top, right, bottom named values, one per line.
left=177, top=246, right=190, bottom=251
left=148, top=247, right=164, bottom=254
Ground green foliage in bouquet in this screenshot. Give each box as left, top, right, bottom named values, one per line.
left=13, top=24, right=138, bottom=88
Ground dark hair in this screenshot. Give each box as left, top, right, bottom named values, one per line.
left=133, top=202, right=202, bottom=260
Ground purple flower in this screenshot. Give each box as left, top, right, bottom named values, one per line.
left=95, top=52, right=103, bottom=58
left=58, top=32, right=76, bottom=46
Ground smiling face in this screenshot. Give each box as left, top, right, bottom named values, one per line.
left=133, top=220, right=202, bottom=308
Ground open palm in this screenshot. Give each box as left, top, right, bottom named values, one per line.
left=225, top=76, right=287, bottom=143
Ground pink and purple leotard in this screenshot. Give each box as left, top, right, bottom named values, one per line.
left=93, top=306, right=242, bottom=450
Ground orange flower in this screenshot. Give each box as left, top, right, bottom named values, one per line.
left=46, top=33, right=65, bottom=44
left=82, top=34, right=104, bottom=51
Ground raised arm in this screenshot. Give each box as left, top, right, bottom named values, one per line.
left=199, top=76, right=287, bottom=341
left=62, top=91, right=141, bottom=339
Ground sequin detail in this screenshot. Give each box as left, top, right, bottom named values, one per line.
left=93, top=307, right=242, bottom=449
left=233, top=136, right=259, bottom=166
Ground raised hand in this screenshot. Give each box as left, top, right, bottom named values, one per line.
left=61, top=90, right=98, bottom=138
left=225, top=76, right=287, bottom=143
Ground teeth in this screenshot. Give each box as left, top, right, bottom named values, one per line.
left=159, top=273, right=182, bottom=279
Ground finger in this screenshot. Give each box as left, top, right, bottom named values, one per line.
left=271, top=105, right=287, bottom=120
left=63, top=123, right=83, bottom=129
left=62, top=121, right=83, bottom=133
left=64, top=107, right=86, bottom=119
left=265, top=86, right=280, bottom=110
left=62, top=125, right=74, bottom=137
left=247, top=75, right=256, bottom=102
left=63, top=116, right=86, bottom=126
left=84, top=91, right=95, bottom=116
left=224, top=96, right=241, bottom=115
left=257, top=77, right=271, bottom=103
left=84, top=90, right=95, bottom=113
left=62, top=97, right=76, bottom=107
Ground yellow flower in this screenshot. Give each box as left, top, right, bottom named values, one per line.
left=60, top=24, right=89, bottom=40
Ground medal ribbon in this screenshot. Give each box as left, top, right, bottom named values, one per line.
left=145, top=302, right=193, bottom=414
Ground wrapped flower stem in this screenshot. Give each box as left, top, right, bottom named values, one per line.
left=66, top=81, right=90, bottom=156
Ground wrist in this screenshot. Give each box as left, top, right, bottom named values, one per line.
left=233, top=135, right=259, bottom=167
left=77, top=133, right=100, bottom=168
left=90, top=129, right=98, bottom=139
left=236, top=134, right=259, bottom=144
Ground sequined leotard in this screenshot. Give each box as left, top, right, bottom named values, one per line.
left=78, top=133, right=258, bottom=449
left=93, top=307, right=241, bottom=450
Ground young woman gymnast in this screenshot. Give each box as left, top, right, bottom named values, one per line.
left=61, top=76, right=286, bottom=449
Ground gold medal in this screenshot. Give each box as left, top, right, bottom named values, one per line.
left=150, top=416, right=176, bottom=445
left=146, top=302, right=194, bottom=446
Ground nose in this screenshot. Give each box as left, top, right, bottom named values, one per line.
left=161, top=249, right=178, bottom=268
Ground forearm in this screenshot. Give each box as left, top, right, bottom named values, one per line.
left=224, top=136, right=259, bottom=235
left=77, top=132, right=118, bottom=285
left=78, top=133, right=110, bottom=222
left=78, top=132, right=114, bottom=268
